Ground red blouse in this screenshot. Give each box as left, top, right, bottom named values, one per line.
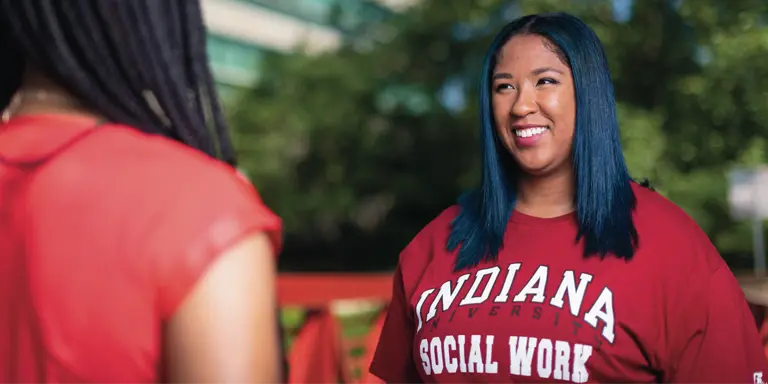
left=0, top=114, right=282, bottom=382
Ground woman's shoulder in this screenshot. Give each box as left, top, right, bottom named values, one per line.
left=57, top=123, right=259, bottom=205
left=90, top=125, right=283, bottom=315
left=33, top=121, right=280, bottom=242
left=0, top=116, right=254, bottom=207
left=96, top=123, right=234, bottom=179
left=400, top=206, right=459, bottom=258
left=99, top=123, right=280, bottom=225
left=396, top=206, right=459, bottom=285
left=631, top=182, right=724, bottom=272
left=632, top=181, right=702, bottom=235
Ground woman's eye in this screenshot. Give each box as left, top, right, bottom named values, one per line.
left=538, top=77, right=559, bottom=86
left=495, top=83, right=514, bottom=92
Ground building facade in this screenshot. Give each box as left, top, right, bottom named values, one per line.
left=202, top=0, right=415, bottom=99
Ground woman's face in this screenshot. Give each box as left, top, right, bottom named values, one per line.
left=492, top=34, right=576, bottom=177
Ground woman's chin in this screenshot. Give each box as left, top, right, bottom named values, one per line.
left=513, top=156, right=569, bottom=178
left=517, top=163, right=554, bottom=177
left=513, top=154, right=554, bottom=176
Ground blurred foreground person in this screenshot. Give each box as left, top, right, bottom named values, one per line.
left=370, top=12, right=768, bottom=383
left=0, top=1, right=282, bottom=382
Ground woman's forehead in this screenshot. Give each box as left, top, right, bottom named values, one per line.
left=495, top=35, right=568, bottom=72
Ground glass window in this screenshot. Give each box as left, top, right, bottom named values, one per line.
left=247, top=0, right=336, bottom=26
left=206, top=34, right=264, bottom=87
left=207, top=35, right=263, bottom=72
left=332, top=0, right=390, bottom=32
left=242, top=0, right=391, bottom=32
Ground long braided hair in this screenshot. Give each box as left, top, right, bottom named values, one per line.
left=0, top=3, right=289, bottom=376
left=0, top=0, right=236, bottom=165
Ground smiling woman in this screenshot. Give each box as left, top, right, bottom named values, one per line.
left=491, top=35, right=576, bottom=181
left=369, top=12, right=768, bottom=384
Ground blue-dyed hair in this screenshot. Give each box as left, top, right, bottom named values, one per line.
left=447, top=12, right=639, bottom=271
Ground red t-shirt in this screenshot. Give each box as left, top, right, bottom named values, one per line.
left=371, top=183, right=768, bottom=383
left=0, top=114, right=282, bottom=382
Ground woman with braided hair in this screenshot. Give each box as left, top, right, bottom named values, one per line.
left=0, top=1, right=283, bottom=382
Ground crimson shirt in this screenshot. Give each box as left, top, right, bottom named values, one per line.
left=371, top=183, right=768, bottom=383
left=0, top=115, right=281, bottom=382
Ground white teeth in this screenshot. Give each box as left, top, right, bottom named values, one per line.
left=514, top=126, right=548, bottom=138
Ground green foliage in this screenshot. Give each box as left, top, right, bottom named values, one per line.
left=227, top=0, right=768, bottom=270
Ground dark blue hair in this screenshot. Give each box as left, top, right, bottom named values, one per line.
left=447, top=12, right=639, bottom=270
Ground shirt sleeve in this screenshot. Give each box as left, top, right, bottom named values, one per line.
left=139, top=162, right=282, bottom=319
left=668, top=266, right=768, bottom=383
left=369, top=265, right=422, bottom=383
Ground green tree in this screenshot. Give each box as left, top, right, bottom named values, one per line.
left=228, top=0, right=768, bottom=271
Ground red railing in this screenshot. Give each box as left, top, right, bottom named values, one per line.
left=279, top=273, right=393, bottom=383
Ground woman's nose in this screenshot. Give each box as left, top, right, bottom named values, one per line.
left=510, top=86, right=538, bottom=117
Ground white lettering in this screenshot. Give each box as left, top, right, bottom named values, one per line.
left=513, top=266, right=548, bottom=303
left=572, top=344, right=593, bottom=383
left=419, top=335, right=591, bottom=383
left=554, top=340, right=571, bottom=381
left=457, top=335, right=467, bottom=372
left=509, top=336, right=536, bottom=376
left=468, top=335, right=484, bottom=373
left=443, top=336, right=458, bottom=373
left=550, top=271, right=593, bottom=316
left=536, top=338, right=553, bottom=378
left=484, top=335, right=498, bottom=374
left=426, top=274, right=470, bottom=322
left=429, top=337, right=444, bottom=374
left=459, top=267, right=501, bottom=306
left=583, top=287, right=616, bottom=343
left=412, top=262, right=610, bottom=383
left=493, top=263, right=522, bottom=302
left=419, top=339, right=431, bottom=375
left=417, top=263, right=615, bottom=346
left=415, top=288, right=434, bottom=333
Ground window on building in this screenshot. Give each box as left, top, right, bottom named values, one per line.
left=332, top=0, right=390, bottom=32
left=206, top=34, right=265, bottom=87
left=247, top=0, right=336, bottom=26
left=242, top=0, right=392, bottom=33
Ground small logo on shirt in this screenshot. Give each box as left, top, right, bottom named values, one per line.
left=754, top=371, right=764, bottom=384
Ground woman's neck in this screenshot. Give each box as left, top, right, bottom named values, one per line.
left=514, top=168, right=575, bottom=218
left=4, top=67, right=98, bottom=120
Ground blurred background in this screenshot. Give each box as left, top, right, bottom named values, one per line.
left=201, top=0, right=768, bottom=381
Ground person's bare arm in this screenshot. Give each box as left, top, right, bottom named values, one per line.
left=164, top=232, right=281, bottom=383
